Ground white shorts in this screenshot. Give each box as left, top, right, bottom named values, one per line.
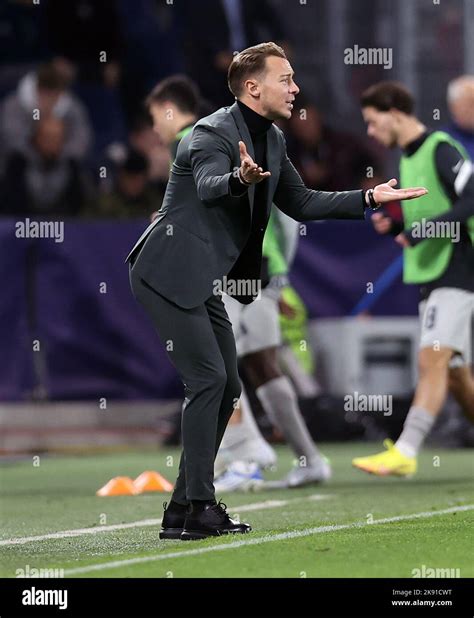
left=419, top=287, right=474, bottom=367
left=223, top=292, right=282, bottom=357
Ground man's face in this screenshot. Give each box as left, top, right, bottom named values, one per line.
left=362, top=106, right=399, bottom=148
left=149, top=102, right=178, bottom=145
left=254, top=56, right=300, bottom=120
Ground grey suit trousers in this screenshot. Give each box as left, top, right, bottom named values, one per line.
left=129, top=264, right=241, bottom=504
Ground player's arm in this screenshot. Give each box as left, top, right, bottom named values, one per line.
left=399, top=143, right=474, bottom=246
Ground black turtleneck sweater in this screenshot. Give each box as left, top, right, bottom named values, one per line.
left=227, top=100, right=274, bottom=288
left=228, top=100, right=273, bottom=201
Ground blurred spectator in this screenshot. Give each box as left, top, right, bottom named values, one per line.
left=129, top=114, right=171, bottom=191
left=285, top=98, right=380, bottom=191
left=0, top=62, right=92, bottom=166
left=83, top=149, right=161, bottom=219
left=181, top=0, right=288, bottom=107
left=445, top=75, right=474, bottom=160
left=2, top=117, right=89, bottom=216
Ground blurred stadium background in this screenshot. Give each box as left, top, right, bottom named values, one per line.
left=1, top=0, right=473, bottom=456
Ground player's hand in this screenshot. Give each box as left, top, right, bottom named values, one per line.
left=373, top=178, right=428, bottom=204
left=395, top=233, right=410, bottom=248
left=371, top=212, right=393, bottom=234
left=239, top=141, right=271, bottom=185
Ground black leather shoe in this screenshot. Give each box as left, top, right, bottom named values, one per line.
left=181, top=500, right=252, bottom=540
left=159, top=501, right=188, bottom=539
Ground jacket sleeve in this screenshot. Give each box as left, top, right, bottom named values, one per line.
left=273, top=135, right=366, bottom=222
left=189, top=126, right=247, bottom=203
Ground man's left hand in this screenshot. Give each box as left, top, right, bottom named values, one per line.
left=371, top=178, right=428, bottom=205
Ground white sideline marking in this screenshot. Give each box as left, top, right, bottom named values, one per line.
left=0, top=494, right=332, bottom=547
left=64, top=504, right=474, bottom=576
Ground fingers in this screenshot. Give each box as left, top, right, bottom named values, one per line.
left=244, top=169, right=271, bottom=183
left=239, top=142, right=256, bottom=169
left=239, top=141, right=272, bottom=182
left=378, top=185, right=428, bottom=203
left=388, top=178, right=398, bottom=187
left=371, top=212, right=384, bottom=221
left=241, top=157, right=254, bottom=171
left=399, top=188, right=428, bottom=200
left=402, top=187, right=428, bottom=194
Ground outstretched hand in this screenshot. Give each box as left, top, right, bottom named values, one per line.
left=373, top=178, right=428, bottom=204
left=238, top=141, right=271, bottom=185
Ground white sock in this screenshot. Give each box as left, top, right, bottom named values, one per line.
left=395, top=406, right=436, bottom=458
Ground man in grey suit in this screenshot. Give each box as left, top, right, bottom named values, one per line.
left=126, top=42, right=427, bottom=541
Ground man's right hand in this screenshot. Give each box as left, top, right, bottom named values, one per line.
left=238, top=141, right=271, bottom=185
left=371, top=211, right=393, bottom=234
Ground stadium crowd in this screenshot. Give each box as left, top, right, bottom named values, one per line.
left=0, top=0, right=386, bottom=219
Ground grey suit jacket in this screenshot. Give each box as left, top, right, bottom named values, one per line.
left=126, top=102, right=365, bottom=309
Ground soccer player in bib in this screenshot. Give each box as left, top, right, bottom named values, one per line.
left=353, top=81, right=474, bottom=477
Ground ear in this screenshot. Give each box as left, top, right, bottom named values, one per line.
left=244, top=78, right=260, bottom=99
left=389, top=108, right=405, bottom=125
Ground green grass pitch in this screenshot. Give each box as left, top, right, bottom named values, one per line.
left=1, top=444, right=473, bottom=578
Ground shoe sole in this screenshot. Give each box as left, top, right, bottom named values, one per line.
left=181, top=528, right=252, bottom=541
left=159, top=528, right=183, bottom=540
left=352, top=463, right=415, bottom=478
